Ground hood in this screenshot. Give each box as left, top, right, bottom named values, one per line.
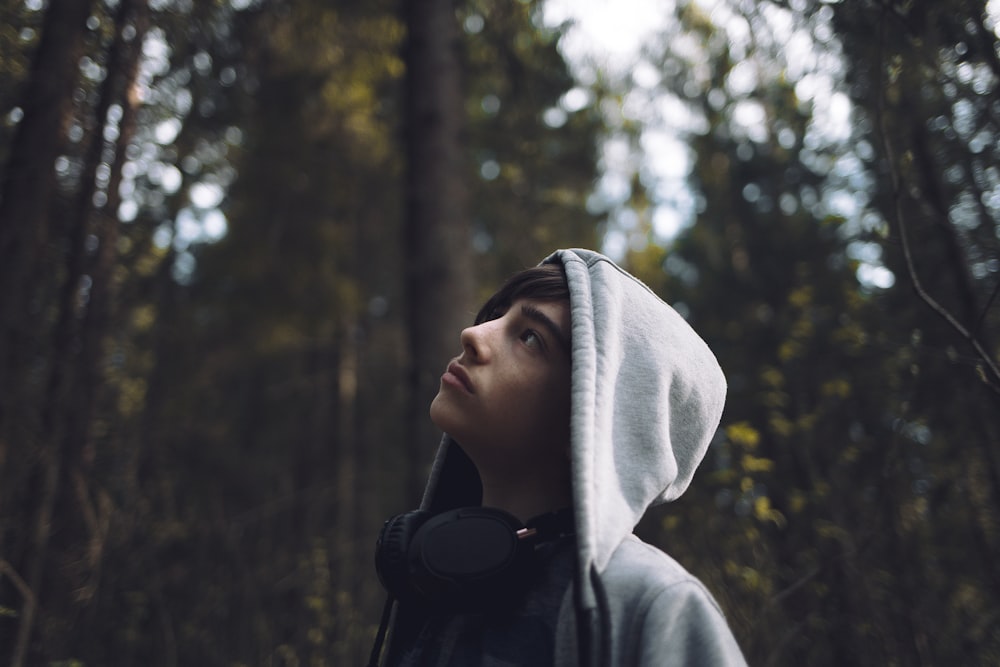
left=546, top=248, right=726, bottom=575
left=419, top=247, right=726, bottom=589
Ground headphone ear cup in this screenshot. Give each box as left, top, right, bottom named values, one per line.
left=375, top=510, right=432, bottom=602
left=376, top=507, right=567, bottom=610
left=408, top=507, right=532, bottom=608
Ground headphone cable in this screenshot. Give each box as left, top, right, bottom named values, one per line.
left=366, top=595, right=395, bottom=667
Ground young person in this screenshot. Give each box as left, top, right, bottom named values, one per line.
left=371, top=248, right=746, bottom=666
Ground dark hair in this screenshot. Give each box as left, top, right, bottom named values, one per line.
left=474, top=262, right=570, bottom=325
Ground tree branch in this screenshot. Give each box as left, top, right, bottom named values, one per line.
left=0, top=559, right=37, bottom=667
left=0, top=559, right=36, bottom=611
left=873, top=6, right=1000, bottom=395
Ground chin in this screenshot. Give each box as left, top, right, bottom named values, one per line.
left=428, top=392, right=458, bottom=433
left=429, top=396, right=485, bottom=455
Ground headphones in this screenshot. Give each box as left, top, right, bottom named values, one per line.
left=375, top=506, right=575, bottom=610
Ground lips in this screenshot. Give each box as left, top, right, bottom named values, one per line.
left=444, top=361, right=475, bottom=393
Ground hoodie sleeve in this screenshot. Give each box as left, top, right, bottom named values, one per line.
left=637, top=581, right=747, bottom=667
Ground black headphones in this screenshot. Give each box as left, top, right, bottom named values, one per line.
left=375, top=506, right=575, bottom=610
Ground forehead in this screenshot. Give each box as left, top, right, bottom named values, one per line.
left=474, top=264, right=570, bottom=325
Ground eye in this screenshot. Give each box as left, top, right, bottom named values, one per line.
left=520, top=329, right=543, bottom=349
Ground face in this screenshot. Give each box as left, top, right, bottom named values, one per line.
left=429, top=298, right=573, bottom=479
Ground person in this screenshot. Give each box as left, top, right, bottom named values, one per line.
left=370, top=248, right=746, bottom=666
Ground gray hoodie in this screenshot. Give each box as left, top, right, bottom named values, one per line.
left=386, top=248, right=745, bottom=666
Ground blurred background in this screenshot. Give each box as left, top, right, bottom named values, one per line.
left=1, top=0, right=999, bottom=664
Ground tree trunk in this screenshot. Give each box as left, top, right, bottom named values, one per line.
left=7, top=1, right=147, bottom=663
left=68, top=0, right=149, bottom=611
left=0, top=1, right=94, bottom=664
left=0, top=0, right=94, bottom=420
left=401, top=0, right=474, bottom=503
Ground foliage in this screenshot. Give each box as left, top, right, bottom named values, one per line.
left=0, top=0, right=997, bottom=665
left=0, top=0, right=600, bottom=664
left=621, top=1, right=1000, bottom=665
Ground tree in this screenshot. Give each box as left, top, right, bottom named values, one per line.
left=829, top=1, right=1000, bottom=661
left=401, top=0, right=475, bottom=503
left=0, top=0, right=608, bottom=663
left=460, top=0, right=602, bottom=283
left=613, top=1, right=1000, bottom=664
left=0, top=0, right=94, bottom=531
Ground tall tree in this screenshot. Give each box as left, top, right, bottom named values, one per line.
left=402, top=0, right=474, bottom=501
left=614, top=1, right=1000, bottom=664
left=460, top=0, right=602, bottom=281
left=1, top=1, right=154, bottom=663
left=0, top=0, right=605, bottom=663
left=0, top=1, right=96, bottom=663
left=0, top=0, right=94, bottom=481
left=828, top=1, right=1000, bottom=661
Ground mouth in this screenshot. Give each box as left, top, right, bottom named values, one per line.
left=443, top=361, right=475, bottom=394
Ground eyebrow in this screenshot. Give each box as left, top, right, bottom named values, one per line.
left=520, top=303, right=571, bottom=354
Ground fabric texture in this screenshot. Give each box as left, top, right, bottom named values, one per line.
left=384, top=248, right=746, bottom=666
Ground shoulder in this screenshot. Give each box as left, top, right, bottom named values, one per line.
left=603, top=535, right=718, bottom=600
left=599, top=535, right=747, bottom=666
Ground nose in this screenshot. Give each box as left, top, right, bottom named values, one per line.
left=460, top=321, right=493, bottom=362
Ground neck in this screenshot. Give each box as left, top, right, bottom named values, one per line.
left=479, top=472, right=572, bottom=524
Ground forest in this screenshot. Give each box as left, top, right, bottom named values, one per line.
left=0, top=0, right=998, bottom=665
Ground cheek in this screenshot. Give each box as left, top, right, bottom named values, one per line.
left=522, top=373, right=571, bottom=435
